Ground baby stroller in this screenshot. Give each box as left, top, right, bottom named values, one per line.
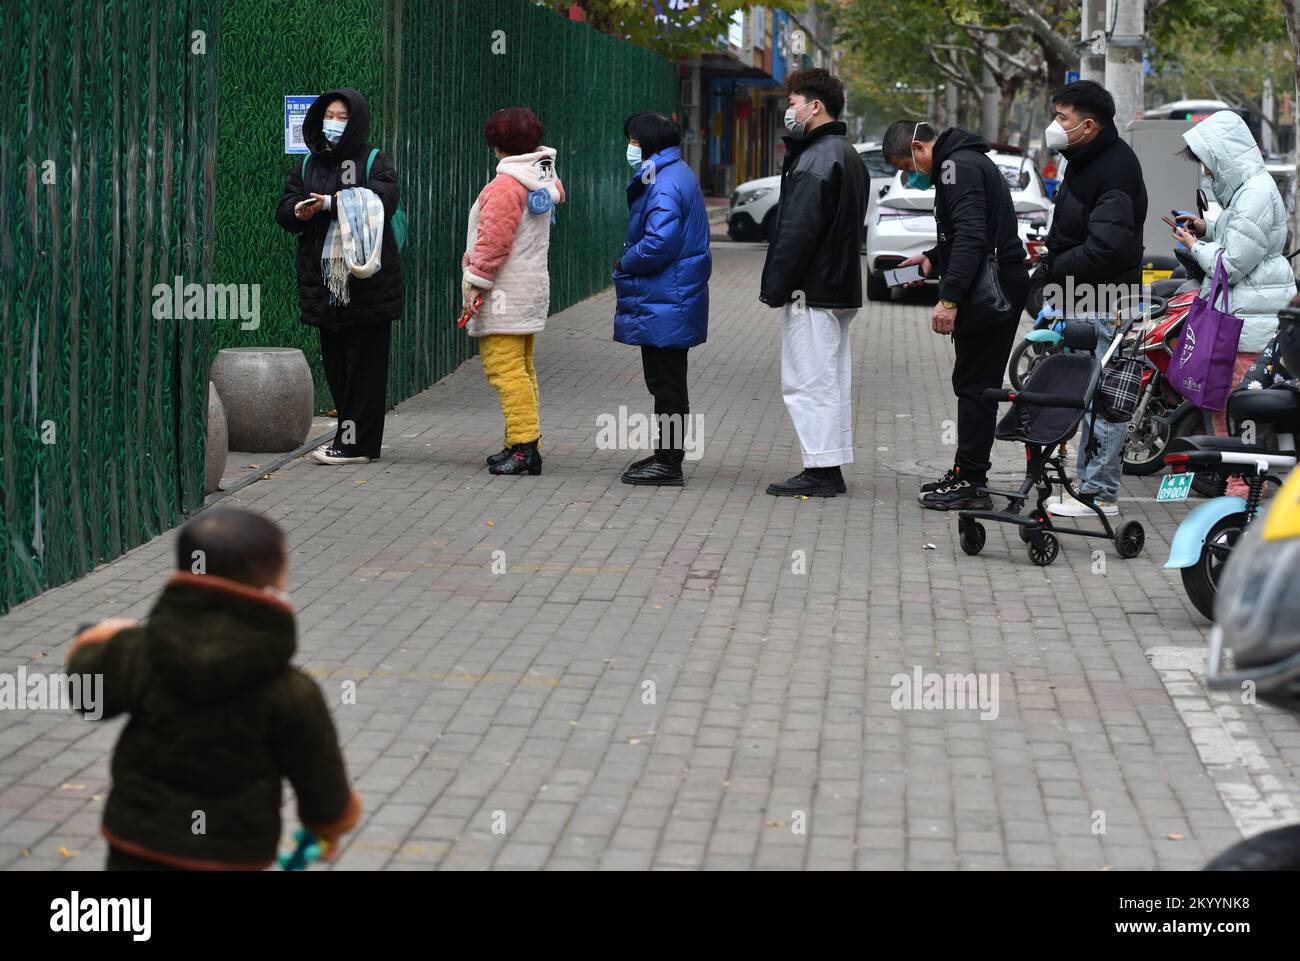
left=956, top=319, right=1147, bottom=566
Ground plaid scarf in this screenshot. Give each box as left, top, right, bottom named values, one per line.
left=321, top=187, right=385, bottom=306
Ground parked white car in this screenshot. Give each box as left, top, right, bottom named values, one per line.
left=727, top=141, right=895, bottom=243
left=863, top=151, right=1054, bottom=301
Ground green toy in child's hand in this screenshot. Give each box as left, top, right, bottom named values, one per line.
left=278, top=827, right=328, bottom=870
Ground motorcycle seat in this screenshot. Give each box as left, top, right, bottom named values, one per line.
left=1149, top=278, right=1190, bottom=300
left=1154, top=278, right=1190, bottom=296
left=1227, top=387, right=1300, bottom=426
left=1166, top=434, right=1271, bottom=456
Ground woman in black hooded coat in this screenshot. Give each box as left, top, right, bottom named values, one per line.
left=275, top=87, right=404, bottom=464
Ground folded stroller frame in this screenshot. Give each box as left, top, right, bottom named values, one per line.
left=956, top=319, right=1147, bottom=566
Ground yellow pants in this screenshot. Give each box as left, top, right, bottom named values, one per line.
left=479, top=334, right=540, bottom=447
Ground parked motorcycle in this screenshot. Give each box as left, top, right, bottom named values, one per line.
left=1161, top=382, right=1300, bottom=619
left=1007, top=305, right=1067, bottom=390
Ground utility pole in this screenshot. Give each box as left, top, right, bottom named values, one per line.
left=1079, top=0, right=1105, bottom=84
left=1105, top=0, right=1145, bottom=132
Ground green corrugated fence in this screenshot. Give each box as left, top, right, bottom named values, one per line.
left=1, top=0, right=219, bottom=614
left=1, top=0, right=678, bottom=612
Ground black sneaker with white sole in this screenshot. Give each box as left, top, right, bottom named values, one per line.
left=311, top=445, right=372, bottom=466
left=920, top=467, right=960, bottom=494
left=917, top=479, right=991, bottom=511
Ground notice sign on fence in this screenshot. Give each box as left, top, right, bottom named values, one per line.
left=285, top=95, right=316, bottom=154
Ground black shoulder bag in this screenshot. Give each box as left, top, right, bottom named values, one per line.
left=962, top=163, right=1012, bottom=320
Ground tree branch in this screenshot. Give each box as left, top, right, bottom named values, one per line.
left=1001, top=0, right=1078, bottom=64
left=959, top=22, right=1033, bottom=36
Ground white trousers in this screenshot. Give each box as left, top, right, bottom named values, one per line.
left=781, top=303, right=857, bottom=468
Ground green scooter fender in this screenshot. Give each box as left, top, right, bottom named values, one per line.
left=1024, top=329, right=1062, bottom=346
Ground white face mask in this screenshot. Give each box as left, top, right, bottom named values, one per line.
left=1045, top=118, right=1085, bottom=150
left=784, top=101, right=814, bottom=136
left=322, top=118, right=347, bottom=144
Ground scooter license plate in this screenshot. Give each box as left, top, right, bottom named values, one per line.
left=1157, top=473, right=1195, bottom=501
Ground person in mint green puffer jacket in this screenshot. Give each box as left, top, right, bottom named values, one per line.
left=1175, top=110, right=1296, bottom=492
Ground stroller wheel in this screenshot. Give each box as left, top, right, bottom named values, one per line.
left=1116, top=521, right=1145, bottom=559
left=1018, top=517, right=1044, bottom=543
left=1027, top=531, right=1059, bottom=566
left=959, top=519, right=986, bottom=556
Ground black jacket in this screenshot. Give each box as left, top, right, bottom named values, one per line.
left=922, top=127, right=1027, bottom=311
left=69, top=574, right=359, bottom=869
left=760, top=121, right=867, bottom=309
left=276, top=87, right=404, bottom=330
left=1028, top=121, right=1146, bottom=311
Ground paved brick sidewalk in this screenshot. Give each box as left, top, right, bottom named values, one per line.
left=3, top=243, right=1298, bottom=870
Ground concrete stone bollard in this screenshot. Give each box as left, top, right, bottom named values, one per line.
left=205, top=382, right=228, bottom=495
left=210, top=348, right=314, bottom=453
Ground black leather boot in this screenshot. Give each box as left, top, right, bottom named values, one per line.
left=766, top=469, right=840, bottom=497
left=489, top=440, right=542, bottom=476
left=486, top=447, right=512, bottom=467
left=622, top=449, right=684, bottom=486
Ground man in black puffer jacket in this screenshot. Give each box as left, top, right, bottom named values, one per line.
left=759, top=68, right=867, bottom=498
left=276, top=87, right=403, bottom=466
left=885, top=121, right=1028, bottom=510
left=1030, top=81, right=1146, bottom=519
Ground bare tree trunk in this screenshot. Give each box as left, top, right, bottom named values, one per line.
left=981, top=39, right=1000, bottom=141
left=1262, top=77, right=1275, bottom=156
left=998, top=85, right=1016, bottom=143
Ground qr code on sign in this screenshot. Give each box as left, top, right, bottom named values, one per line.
left=291, top=123, right=305, bottom=147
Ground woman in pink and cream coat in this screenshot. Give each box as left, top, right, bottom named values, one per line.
left=461, top=107, right=565, bottom=476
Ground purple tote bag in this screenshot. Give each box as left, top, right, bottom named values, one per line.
left=1168, top=251, right=1244, bottom=411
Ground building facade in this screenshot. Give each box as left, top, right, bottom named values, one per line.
left=679, top=4, right=843, bottom=197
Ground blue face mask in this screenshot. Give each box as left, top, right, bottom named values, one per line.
left=907, top=122, right=932, bottom=190
left=322, top=118, right=347, bottom=144
left=626, top=144, right=642, bottom=169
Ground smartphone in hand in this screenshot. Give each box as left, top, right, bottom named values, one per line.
left=885, top=264, right=925, bottom=287
left=294, top=196, right=322, bottom=214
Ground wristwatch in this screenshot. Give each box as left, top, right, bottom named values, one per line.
left=941, top=299, right=957, bottom=309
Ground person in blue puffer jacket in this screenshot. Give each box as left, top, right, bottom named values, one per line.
left=613, top=112, right=712, bottom=487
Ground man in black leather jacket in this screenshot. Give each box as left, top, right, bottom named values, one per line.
left=759, top=69, right=867, bottom=498
left=885, top=121, right=1028, bottom=510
